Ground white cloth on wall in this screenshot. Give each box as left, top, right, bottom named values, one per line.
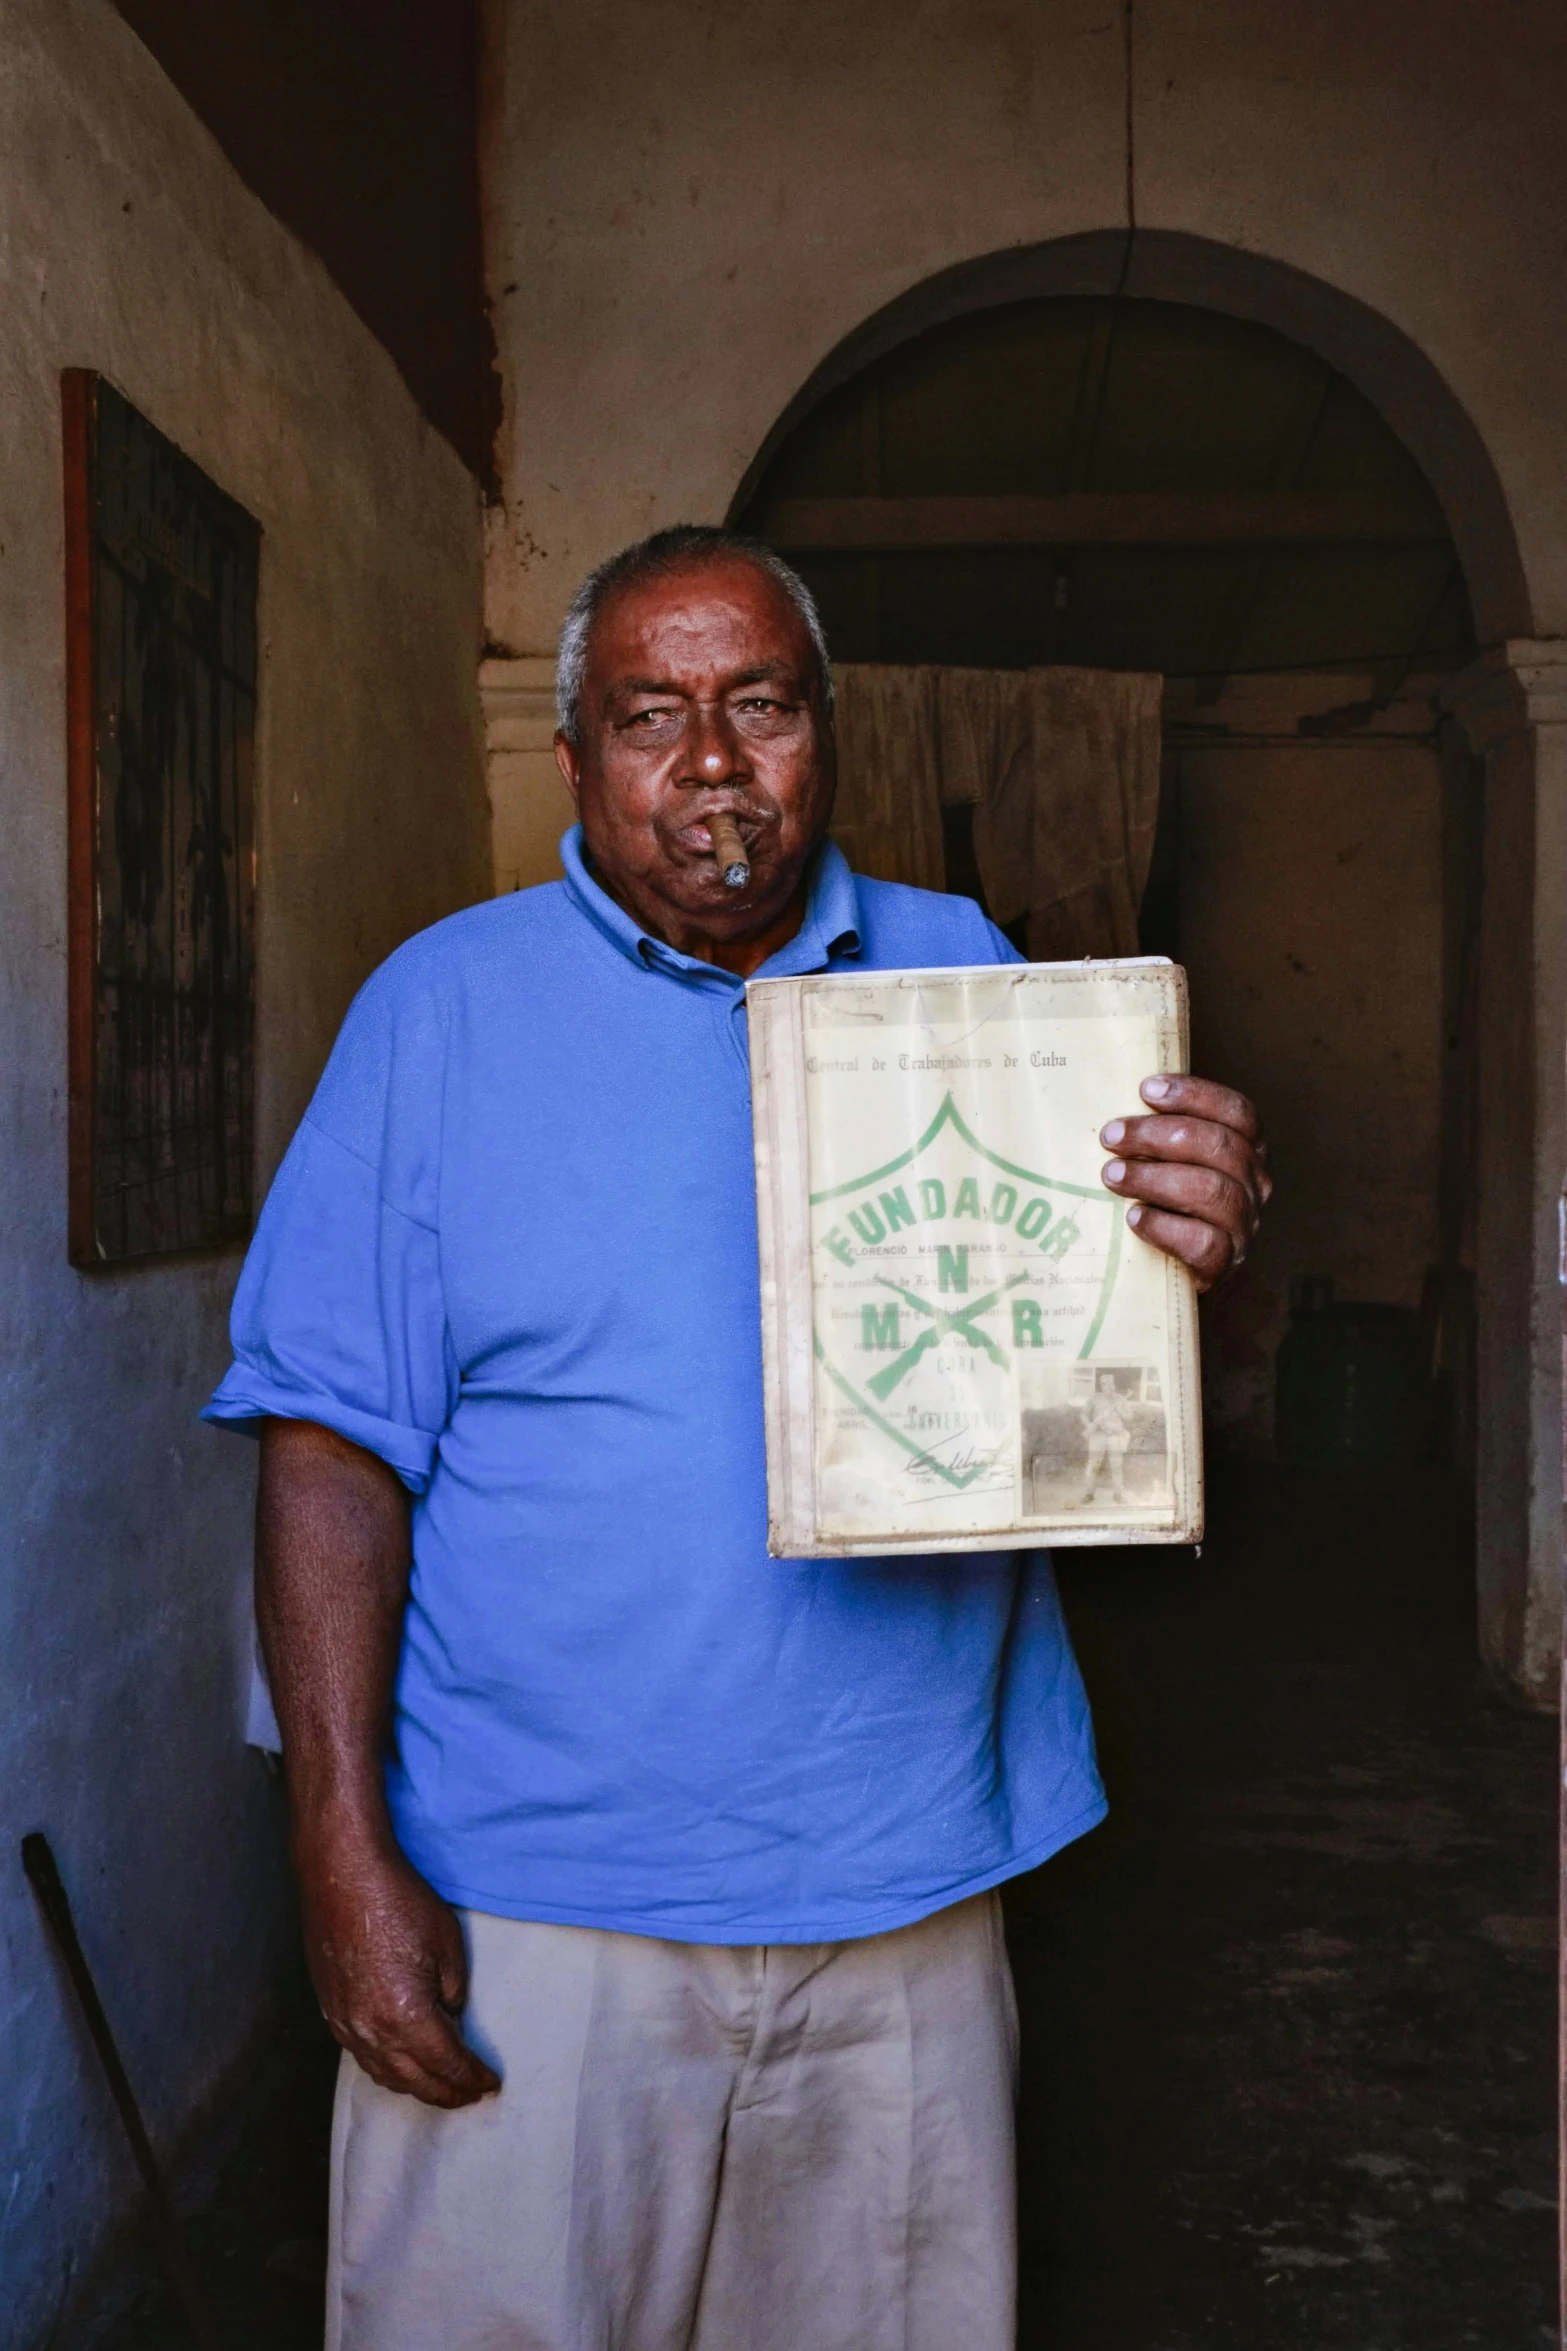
left=828, top=665, right=947, bottom=892
left=247, top=1629, right=283, bottom=1752
left=975, top=666, right=1163, bottom=961
left=833, top=663, right=1162, bottom=960
left=932, top=667, right=1032, bottom=819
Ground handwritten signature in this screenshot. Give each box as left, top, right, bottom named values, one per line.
left=902, top=1427, right=1011, bottom=1490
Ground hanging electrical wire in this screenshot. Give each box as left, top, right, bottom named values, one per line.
left=1112, top=0, right=1137, bottom=300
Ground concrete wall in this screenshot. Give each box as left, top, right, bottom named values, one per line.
left=110, top=0, right=494, bottom=477
left=1170, top=677, right=1445, bottom=1454
left=1446, top=643, right=1567, bottom=1705
left=0, top=2, right=490, bottom=2340
left=481, top=0, right=1567, bottom=1702
left=481, top=0, right=1563, bottom=663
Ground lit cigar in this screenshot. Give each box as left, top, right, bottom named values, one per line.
left=708, top=811, right=750, bottom=890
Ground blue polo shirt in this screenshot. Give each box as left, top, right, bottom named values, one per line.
left=206, top=829, right=1104, bottom=1942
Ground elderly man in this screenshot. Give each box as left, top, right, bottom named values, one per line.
left=207, top=526, right=1268, bottom=2351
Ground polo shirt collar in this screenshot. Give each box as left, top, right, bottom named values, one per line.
left=559, top=824, right=862, bottom=981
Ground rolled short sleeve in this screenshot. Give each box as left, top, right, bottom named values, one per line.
left=203, top=959, right=456, bottom=1492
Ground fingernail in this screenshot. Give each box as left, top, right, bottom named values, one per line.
left=1142, top=1075, right=1172, bottom=1101
left=1101, top=1119, right=1125, bottom=1146
left=1104, top=1160, right=1126, bottom=1185
left=1126, top=1203, right=1143, bottom=1227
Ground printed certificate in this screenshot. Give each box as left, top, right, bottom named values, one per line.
left=747, top=961, right=1202, bottom=1556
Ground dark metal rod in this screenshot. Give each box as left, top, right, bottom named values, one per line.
left=21, top=1832, right=224, bottom=2351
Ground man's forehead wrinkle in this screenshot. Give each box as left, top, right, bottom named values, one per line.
left=602, top=660, right=802, bottom=706
left=588, top=563, right=811, bottom=665
left=613, top=609, right=804, bottom=665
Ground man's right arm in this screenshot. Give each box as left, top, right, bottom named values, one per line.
left=257, top=1418, right=500, bottom=2108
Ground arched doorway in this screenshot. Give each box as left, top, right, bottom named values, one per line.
left=731, top=230, right=1565, bottom=1718
left=732, top=229, right=1560, bottom=1708
left=732, top=258, right=1558, bottom=2346
left=731, top=228, right=1528, bottom=648
left=735, top=291, right=1477, bottom=1461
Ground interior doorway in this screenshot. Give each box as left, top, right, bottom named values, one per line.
left=733, top=291, right=1558, bottom=2345
left=737, top=292, right=1479, bottom=1472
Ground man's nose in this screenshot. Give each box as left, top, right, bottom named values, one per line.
left=682, top=703, right=750, bottom=788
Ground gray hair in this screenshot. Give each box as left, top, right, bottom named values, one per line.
left=554, top=525, right=834, bottom=746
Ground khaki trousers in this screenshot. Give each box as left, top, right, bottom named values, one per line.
left=327, top=1893, right=1018, bottom=2351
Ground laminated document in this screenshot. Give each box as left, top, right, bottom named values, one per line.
left=747, top=960, right=1202, bottom=1557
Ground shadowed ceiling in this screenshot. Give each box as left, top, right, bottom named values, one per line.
left=739, top=298, right=1474, bottom=693
left=111, top=0, right=495, bottom=483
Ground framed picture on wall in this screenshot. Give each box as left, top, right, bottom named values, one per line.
left=62, top=370, right=259, bottom=1267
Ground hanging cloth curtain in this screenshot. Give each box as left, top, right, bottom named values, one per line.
left=931, top=665, right=1033, bottom=810
left=971, top=666, right=1163, bottom=960
left=828, top=664, right=946, bottom=892
left=831, top=662, right=1162, bottom=957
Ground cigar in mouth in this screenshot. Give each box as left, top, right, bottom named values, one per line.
left=708, top=811, right=750, bottom=890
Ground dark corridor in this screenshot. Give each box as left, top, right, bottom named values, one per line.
left=1016, top=1462, right=1557, bottom=2348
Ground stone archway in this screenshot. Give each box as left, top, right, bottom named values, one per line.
left=731, top=229, right=1560, bottom=1706
left=731, top=228, right=1529, bottom=646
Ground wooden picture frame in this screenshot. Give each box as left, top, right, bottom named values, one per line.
left=63, top=371, right=259, bottom=1267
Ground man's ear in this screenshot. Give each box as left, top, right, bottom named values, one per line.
left=553, top=731, right=581, bottom=804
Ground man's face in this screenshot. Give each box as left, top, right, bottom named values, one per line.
left=554, top=555, right=836, bottom=960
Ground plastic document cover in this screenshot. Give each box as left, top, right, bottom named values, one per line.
left=747, top=961, right=1203, bottom=1557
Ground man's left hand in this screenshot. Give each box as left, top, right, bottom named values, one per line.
left=1100, top=1075, right=1271, bottom=1292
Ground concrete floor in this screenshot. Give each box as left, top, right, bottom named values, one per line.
left=100, top=1462, right=1557, bottom=2349
left=1016, top=1462, right=1558, bottom=2348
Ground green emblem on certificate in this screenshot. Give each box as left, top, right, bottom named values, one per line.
left=747, top=962, right=1203, bottom=1556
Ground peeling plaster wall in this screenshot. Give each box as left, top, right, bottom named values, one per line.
left=109, top=0, right=495, bottom=480
left=482, top=0, right=1565, bottom=668
left=0, top=2, right=489, bottom=2340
